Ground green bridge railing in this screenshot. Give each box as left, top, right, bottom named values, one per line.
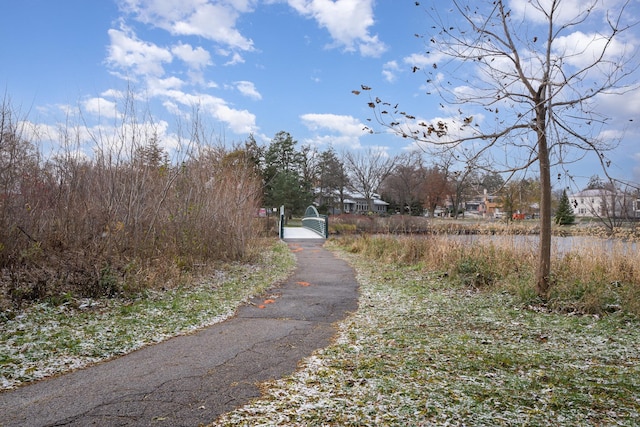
left=301, top=205, right=328, bottom=238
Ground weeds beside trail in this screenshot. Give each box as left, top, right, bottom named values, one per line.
left=339, top=234, right=640, bottom=316
left=0, top=240, right=295, bottom=390
left=212, top=237, right=640, bottom=426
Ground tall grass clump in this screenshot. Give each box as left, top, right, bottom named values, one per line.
left=338, top=234, right=431, bottom=265
left=333, top=234, right=640, bottom=316
left=548, top=240, right=640, bottom=314
left=0, top=94, right=262, bottom=310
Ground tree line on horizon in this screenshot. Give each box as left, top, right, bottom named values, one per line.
left=253, top=131, right=640, bottom=226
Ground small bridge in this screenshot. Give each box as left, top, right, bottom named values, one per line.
left=280, top=205, right=328, bottom=240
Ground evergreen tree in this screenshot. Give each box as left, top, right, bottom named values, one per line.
left=316, top=147, right=349, bottom=214
left=263, top=131, right=312, bottom=215
left=555, top=190, right=576, bottom=225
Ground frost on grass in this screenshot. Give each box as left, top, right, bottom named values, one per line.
left=212, top=248, right=640, bottom=427
left=0, top=242, right=295, bottom=390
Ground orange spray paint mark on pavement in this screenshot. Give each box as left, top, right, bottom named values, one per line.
left=258, top=298, right=276, bottom=309
left=289, top=243, right=304, bottom=253
left=296, top=281, right=312, bottom=287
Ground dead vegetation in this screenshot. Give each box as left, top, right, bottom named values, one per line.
left=0, top=96, right=263, bottom=312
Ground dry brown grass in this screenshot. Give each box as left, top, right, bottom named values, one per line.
left=334, top=234, right=640, bottom=316
left=0, top=99, right=263, bottom=309
left=330, top=214, right=640, bottom=240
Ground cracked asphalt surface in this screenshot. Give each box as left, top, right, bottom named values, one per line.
left=0, top=239, right=359, bottom=426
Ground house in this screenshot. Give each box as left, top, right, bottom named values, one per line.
left=465, top=189, right=502, bottom=218
left=570, top=189, right=622, bottom=218
left=315, top=189, right=389, bottom=214
left=342, top=191, right=389, bottom=214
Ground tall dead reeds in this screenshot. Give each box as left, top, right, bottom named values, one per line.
left=0, top=95, right=262, bottom=308
left=334, top=234, right=640, bottom=316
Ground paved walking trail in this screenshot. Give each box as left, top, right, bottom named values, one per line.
left=0, top=236, right=358, bottom=426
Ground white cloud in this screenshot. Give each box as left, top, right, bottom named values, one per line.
left=107, top=27, right=172, bottom=77
left=162, top=100, right=183, bottom=118
left=18, top=121, right=59, bottom=146
left=159, top=89, right=258, bottom=134
left=82, top=97, right=120, bottom=119
left=82, top=119, right=178, bottom=156
left=301, top=133, right=362, bottom=149
left=147, top=76, right=186, bottom=94
left=119, top=0, right=255, bottom=51
left=171, top=4, right=254, bottom=50
left=299, top=113, right=369, bottom=149
left=287, top=0, right=386, bottom=57
left=403, top=51, right=446, bottom=69
left=597, top=128, right=625, bottom=142
left=224, top=52, right=246, bottom=66
left=171, top=43, right=212, bottom=70
left=382, top=60, right=400, bottom=83
left=235, top=81, right=262, bottom=100
left=357, top=34, right=386, bottom=57
left=553, top=31, right=632, bottom=69
left=508, top=0, right=635, bottom=70
left=300, top=113, right=368, bottom=136
left=100, top=89, right=125, bottom=99
left=508, top=0, right=617, bottom=26
left=214, top=105, right=258, bottom=134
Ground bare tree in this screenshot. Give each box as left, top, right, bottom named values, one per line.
left=358, top=0, right=638, bottom=297
left=343, top=147, right=396, bottom=213
left=380, top=151, right=425, bottom=214
left=421, top=165, right=450, bottom=217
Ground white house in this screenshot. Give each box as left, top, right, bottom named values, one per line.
left=570, top=189, right=621, bottom=218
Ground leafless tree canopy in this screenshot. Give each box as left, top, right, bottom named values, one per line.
left=343, top=147, right=397, bottom=213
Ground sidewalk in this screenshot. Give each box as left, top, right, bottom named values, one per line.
left=0, top=240, right=358, bottom=427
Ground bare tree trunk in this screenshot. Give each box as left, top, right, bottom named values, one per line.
left=536, top=91, right=552, bottom=297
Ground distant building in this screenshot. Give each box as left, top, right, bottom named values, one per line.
left=570, top=189, right=621, bottom=218
left=342, top=192, right=389, bottom=214
left=464, top=189, right=502, bottom=218
left=315, top=189, right=389, bottom=214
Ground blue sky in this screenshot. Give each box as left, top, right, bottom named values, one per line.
left=1, top=0, right=639, bottom=190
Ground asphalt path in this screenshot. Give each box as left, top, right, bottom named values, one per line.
left=0, top=237, right=358, bottom=426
